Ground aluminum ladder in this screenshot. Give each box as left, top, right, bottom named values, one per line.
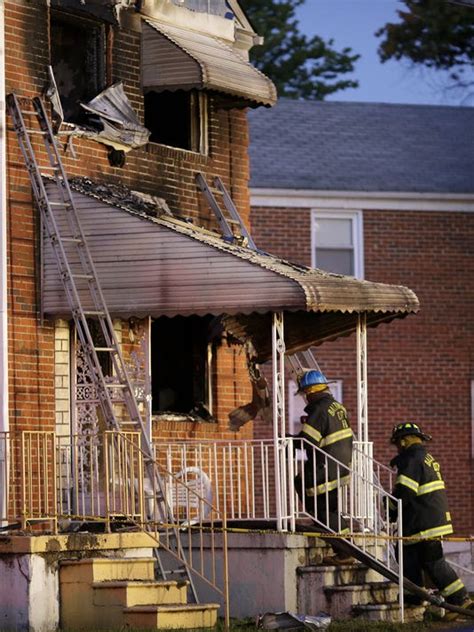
left=7, top=93, right=198, bottom=598
left=196, top=172, right=257, bottom=249
left=286, top=348, right=323, bottom=381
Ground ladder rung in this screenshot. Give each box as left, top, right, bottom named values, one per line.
left=50, top=201, right=71, bottom=207
left=70, top=274, right=93, bottom=280
left=82, top=310, right=105, bottom=316
left=60, top=237, right=83, bottom=244
left=104, top=383, right=127, bottom=388
left=23, top=129, right=47, bottom=135
left=164, top=568, right=188, bottom=575
left=20, top=109, right=35, bottom=116
left=40, top=165, right=60, bottom=171
left=94, top=347, right=116, bottom=353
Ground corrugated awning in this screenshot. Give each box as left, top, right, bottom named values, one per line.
left=42, top=179, right=419, bottom=355
left=141, top=19, right=277, bottom=108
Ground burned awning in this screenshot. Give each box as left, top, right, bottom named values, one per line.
left=141, top=20, right=277, bottom=108
left=41, top=178, right=419, bottom=353
left=79, top=83, right=150, bottom=151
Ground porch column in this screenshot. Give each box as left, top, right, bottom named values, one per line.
left=356, top=312, right=374, bottom=527
left=356, top=312, right=369, bottom=442
left=0, top=1, right=8, bottom=526
left=272, top=311, right=286, bottom=531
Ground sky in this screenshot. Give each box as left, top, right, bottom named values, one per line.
left=295, top=0, right=468, bottom=106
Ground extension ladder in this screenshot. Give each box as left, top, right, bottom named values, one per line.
left=286, top=348, right=323, bottom=382
left=7, top=93, right=197, bottom=597
left=196, top=172, right=257, bottom=249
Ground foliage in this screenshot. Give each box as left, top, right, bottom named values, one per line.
left=239, top=0, right=360, bottom=100
left=376, top=0, right=474, bottom=91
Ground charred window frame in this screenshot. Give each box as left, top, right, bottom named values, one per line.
left=144, top=90, right=208, bottom=154
left=50, top=11, right=106, bottom=123
left=151, top=316, right=214, bottom=418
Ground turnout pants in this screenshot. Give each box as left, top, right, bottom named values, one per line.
left=402, top=540, right=467, bottom=605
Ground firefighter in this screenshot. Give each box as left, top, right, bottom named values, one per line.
left=389, top=422, right=472, bottom=618
left=295, top=369, right=354, bottom=564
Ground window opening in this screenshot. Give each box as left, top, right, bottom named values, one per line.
left=151, top=315, right=213, bottom=415
left=51, top=12, right=105, bottom=123
left=312, top=211, right=363, bottom=278
left=144, top=90, right=208, bottom=153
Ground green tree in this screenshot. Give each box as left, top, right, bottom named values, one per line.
left=376, top=0, right=474, bottom=91
left=240, top=0, right=360, bottom=100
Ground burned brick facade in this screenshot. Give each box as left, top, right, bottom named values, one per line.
left=5, top=0, right=256, bottom=442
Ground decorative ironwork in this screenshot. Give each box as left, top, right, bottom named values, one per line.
left=75, top=340, right=100, bottom=442
left=73, top=318, right=152, bottom=453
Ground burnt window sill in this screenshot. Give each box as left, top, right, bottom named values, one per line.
left=145, top=142, right=209, bottom=165
left=152, top=412, right=217, bottom=425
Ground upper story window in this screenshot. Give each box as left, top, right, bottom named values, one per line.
left=311, top=210, right=364, bottom=278
left=50, top=12, right=105, bottom=123
left=170, top=0, right=234, bottom=18
left=144, top=90, right=208, bottom=154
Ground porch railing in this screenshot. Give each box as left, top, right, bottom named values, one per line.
left=0, top=430, right=229, bottom=625
left=157, top=435, right=404, bottom=620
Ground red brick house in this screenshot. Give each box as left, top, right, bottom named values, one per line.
left=0, top=2, right=454, bottom=629
left=249, top=98, right=474, bottom=539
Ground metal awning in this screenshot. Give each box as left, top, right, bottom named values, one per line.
left=42, top=178, right=419, bottom=354
left=141, top=19, right=277, bottom=108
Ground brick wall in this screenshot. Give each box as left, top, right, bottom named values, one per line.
left=251, top=204, right=474, bottom=534
left=5, top=0, right=251, bottom=442
left=54, top=319, right=70, bottom=437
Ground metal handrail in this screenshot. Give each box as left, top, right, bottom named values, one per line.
left=0, top=430, right=230, bottom=630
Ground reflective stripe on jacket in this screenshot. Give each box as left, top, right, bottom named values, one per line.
left=300, top=392, right=353, bottom=496
left=391, top=444, right=453, bottom=543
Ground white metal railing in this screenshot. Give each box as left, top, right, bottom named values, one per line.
left=157, top=435, right=404, bottom=620
left=0, top=430, right=230, bottom=628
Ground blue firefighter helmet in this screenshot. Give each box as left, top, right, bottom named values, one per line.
left=297, top=370, right=328, bottom=393
left=390, top=422, right=432, bottom=444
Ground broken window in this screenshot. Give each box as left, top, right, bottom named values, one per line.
left=51, top=12, right=106, bottom=123
left=151, top=316, right=213, bottom=416
left=144, top=90, right=208, bottom=154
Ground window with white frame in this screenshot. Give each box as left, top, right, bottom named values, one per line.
left=312, top=210, right=363, bottom=278
left=288, top=378, right=343, bottom=436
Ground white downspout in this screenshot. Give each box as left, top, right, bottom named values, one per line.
left=0, top=0, right=9, bottom=524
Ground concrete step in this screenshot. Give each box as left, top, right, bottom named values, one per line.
left=298, top=562, right=385, bottom=586
left=124, top=602, right=220, bottom=630
left=324, top=581, right=398, bottom=618
left=61, top=557, right=155, bottom=583
left=86, top=580, right=190, bottom=628
left=307, top=540, right=389, bottom=565
left=297, top=563, right=386, bottom=615
left=93, top=579, right=188, bottom=608
left=60, top=558, right=157, bottom=629
left=352, top=602, right=426, bottom=623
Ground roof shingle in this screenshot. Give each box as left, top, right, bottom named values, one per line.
left=248, top=99, right=474, bottom=194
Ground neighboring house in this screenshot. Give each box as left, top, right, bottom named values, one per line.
left=0, top=2, right=447, bottom=629
left=249, top=98, right=474, bottom=537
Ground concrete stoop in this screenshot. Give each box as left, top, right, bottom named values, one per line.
left=60, top=557, right=219, bottom=630
left=297, top=559, right=424, bottom=623
left=352, top=603, right=425, bottom=622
